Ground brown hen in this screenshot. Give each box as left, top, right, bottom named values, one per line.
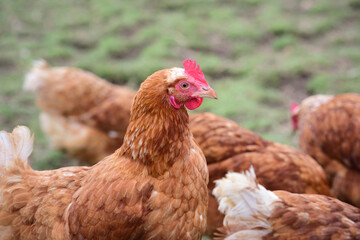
left=24, top=60, right=136, bottom=165
left=190, top=113, right=332, bottom=236
left=189, top=113, right=265, bottom=164
left=292, top=93, right=360, bottom=207
left=213, top=169, right=360, bottom=240
left=0, top=60, right=217, bottom=240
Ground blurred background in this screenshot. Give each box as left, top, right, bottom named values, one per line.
left=0, top=0, right=360, bottom=170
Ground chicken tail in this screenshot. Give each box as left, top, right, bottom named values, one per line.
left=23, top=59, right=50, bottom=92
left=212, top=167, right=281, bottom=239
left=0, top=126, right=33, bottom=172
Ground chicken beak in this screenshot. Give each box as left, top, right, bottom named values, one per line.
left=192, top=87, right=218, bottom=99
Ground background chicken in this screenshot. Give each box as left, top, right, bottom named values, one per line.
left=189, top=113, right=265, bottom=164
left=190, top=112, right=332, bottom=236
left=39, top=113, right=120, bottom=164
left=0, top=60, right=217, bottom=240
left=213, top=168, right=360, bottom=240
left=24, top=60, right=136, bottom=165
left=291, top=93, right=360, bottom=207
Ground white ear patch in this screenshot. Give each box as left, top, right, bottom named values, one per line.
left=167, top=68, right=187, bottom=83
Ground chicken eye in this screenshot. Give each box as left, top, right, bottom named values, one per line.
left=180, top=82, right=190, bottom=89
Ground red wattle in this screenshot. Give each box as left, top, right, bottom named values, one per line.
left=185, top=97, right=203, bottom=110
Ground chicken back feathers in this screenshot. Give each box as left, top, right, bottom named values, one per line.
left=190, top=113, right=265, bottom=164
left=295, top=93, right=360, bottom=207
left=213, top=169, right=360, bottom=240
left=24, top=60, right=136, bottom=164
left=191, top=113, right=332, bottom=236
left=0, top=126, right=90, bottom=240
left=207, top=142, right=332, bottom=195
left=2, top=65, right=211, bottom=239
left=24, top=60, right=135, bottom=132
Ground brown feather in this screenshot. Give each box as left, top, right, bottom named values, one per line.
left=297, top=93, right=360, bottom=206
left=25, top=62, right=136, bottom=165
left=2, top=67, right=209, bottom=239
left=213, top=171, right=360, bottom=240
left=190, top=113, right=332, bottom=236
left=265, top=191, right=360, bottom=240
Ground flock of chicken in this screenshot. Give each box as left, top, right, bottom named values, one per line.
left=0, top=59, right=359, bottom=239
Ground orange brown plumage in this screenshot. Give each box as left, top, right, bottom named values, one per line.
left=190, top=112, right=332, bottom=236
left=2, top=62, right=216, bottom=239
left=293, top=93, right=360, bottom=207
left=189, top=113, right=265, bottom=164
left=213, top=169, right=360, bottom=240
left=24, top=60, right=136, bottom=165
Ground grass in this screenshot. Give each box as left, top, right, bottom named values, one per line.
left=0, top=0, right=360, bottom=172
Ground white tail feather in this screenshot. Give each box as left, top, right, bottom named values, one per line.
left=213, top=167, right=281, bottom=239
left=0, top=126, right=33, bottom=170
left=23, top=59, right=50, bottom=92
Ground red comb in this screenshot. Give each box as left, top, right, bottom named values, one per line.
left=290, top=102, right=298, bottom=113
left=183, top=59, right=207, bottom=84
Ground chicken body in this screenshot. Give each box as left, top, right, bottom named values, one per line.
left=190, top=113, right=332, bottom=236
left=190, top=113, right=264, bottom=164
left=0, top=156, right=89, bottom=240
left=1, top=66, right=212, bottom=239
left=294, top=93, right=360, bottom=207
left=213, top=169, right=360, bottom=240
left=24, top=60, right=136, bottom=165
